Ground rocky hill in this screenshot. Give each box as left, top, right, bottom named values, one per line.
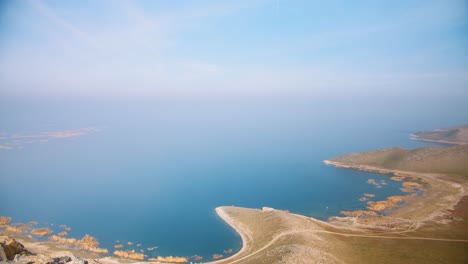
left=411, top=125, right=468, bottom=145
left=330, top=145, right=468, bottom=177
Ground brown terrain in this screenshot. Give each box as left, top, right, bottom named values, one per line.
left=410, top=125, right=468, bottom=145
left=210, top=127, right=468, bottom=263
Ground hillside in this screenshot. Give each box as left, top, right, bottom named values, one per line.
left=330, top=145, right=468, bottom=177
left=411, top=125, right=468, bottom=145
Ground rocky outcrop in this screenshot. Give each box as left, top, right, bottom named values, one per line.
left=0, top=236, right=88, bottom=264
left=0, top=236, right=29, bottom=260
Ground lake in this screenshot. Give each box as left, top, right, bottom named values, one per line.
left=1, top=95, right=466, bottom=260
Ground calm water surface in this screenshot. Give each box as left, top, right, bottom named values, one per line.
left=1, top=96, right=466, bottom=259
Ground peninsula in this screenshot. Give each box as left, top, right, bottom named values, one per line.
left=410, top=125, right=468, bottom=145
left=210, top=126, right=468, bottom=263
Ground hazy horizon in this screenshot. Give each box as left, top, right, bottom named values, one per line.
left=1, top=0, right=467, bottom=99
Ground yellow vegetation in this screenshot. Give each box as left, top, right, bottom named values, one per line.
left=77, top=234, right=99, bottom=248
left=367, top=179, right=382, bottom=188
left=49, top=234, right=108, bottom=254
left=113, top=250, right=145, bottom=261
left=367, top=195, right=415, bottom=212
left=50, top=235, right=77, bottom=245
left=212, top=254, right=223, bottom=260
left=58, top=231, right=68, bottom=237
left=148, top=256, right=188, bottom=263
left=340, top=210, right=378, bottom=217
left=87, top=247, right=108, bottom=254
left=6, top=226, right=22, bottom=234
left=390, top=176, right=405, bottom=181
left=0, top=217, right=12, bottom=226
left=114, top=244, right=124, bottom=249
left=367, top=179, right=377, bottom=185
left=367, top=201, right=388, bottom=211
left=31, top=228, right=53, bottom=237
left=401, top=181, right=423, bottom=193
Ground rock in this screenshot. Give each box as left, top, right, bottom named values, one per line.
left=57, top=256, right=72, bottom=263
left=0, top=237, right=27, bottom=260
left=15, top=253, right=53, bottom=264
left=0, top=244, right=8, bottom=261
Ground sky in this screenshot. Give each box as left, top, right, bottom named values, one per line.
left=0, top=0, right=467, bottom=98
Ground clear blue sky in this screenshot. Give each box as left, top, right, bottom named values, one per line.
left=0, top=0, right=467, bottom=98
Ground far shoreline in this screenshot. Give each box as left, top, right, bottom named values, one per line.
left=410, top=134, right=468, bottom=145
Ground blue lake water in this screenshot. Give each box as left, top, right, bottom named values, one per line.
left=1, top=96, right=467, bottom=260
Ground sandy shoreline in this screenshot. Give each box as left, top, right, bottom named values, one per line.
left=207, top=208, right=250, bottom=264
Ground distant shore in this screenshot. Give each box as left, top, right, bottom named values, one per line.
left=410, top=134, right=468, bottom=145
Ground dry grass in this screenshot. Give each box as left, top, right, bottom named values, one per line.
left=31, top=228, right=53, bottom=237
left=148, top=256, right=188, bottom=263
left=48, top=234, right=108, bottom=255
left=113, top=250, right=145, bottom=261
left=340, top=210, right=378, bottom=217
left=0, top=216, right=12, bottom=226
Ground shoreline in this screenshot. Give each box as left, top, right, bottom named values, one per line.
left=205, top=160, right=468, bottom=263
left=410, top=135, right=468, bottom=145
left=208, top=207, right=250, bottom=264
left=3, top=158, right=467, bottom=263
left=323, top=160, right=467, bottom=221
left=6, top=160, right=467, bottom=264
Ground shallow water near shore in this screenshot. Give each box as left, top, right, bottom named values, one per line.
left=1, top=96, right=467, bottom=260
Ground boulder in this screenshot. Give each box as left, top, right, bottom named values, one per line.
left=0, top=237, right=27, bottom=260
left=0, top=244, right=8, bottom=261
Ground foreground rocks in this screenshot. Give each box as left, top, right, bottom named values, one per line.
left=0, top=236, right=87, bottom=264
left=0, top=236, right=29, bottom=261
